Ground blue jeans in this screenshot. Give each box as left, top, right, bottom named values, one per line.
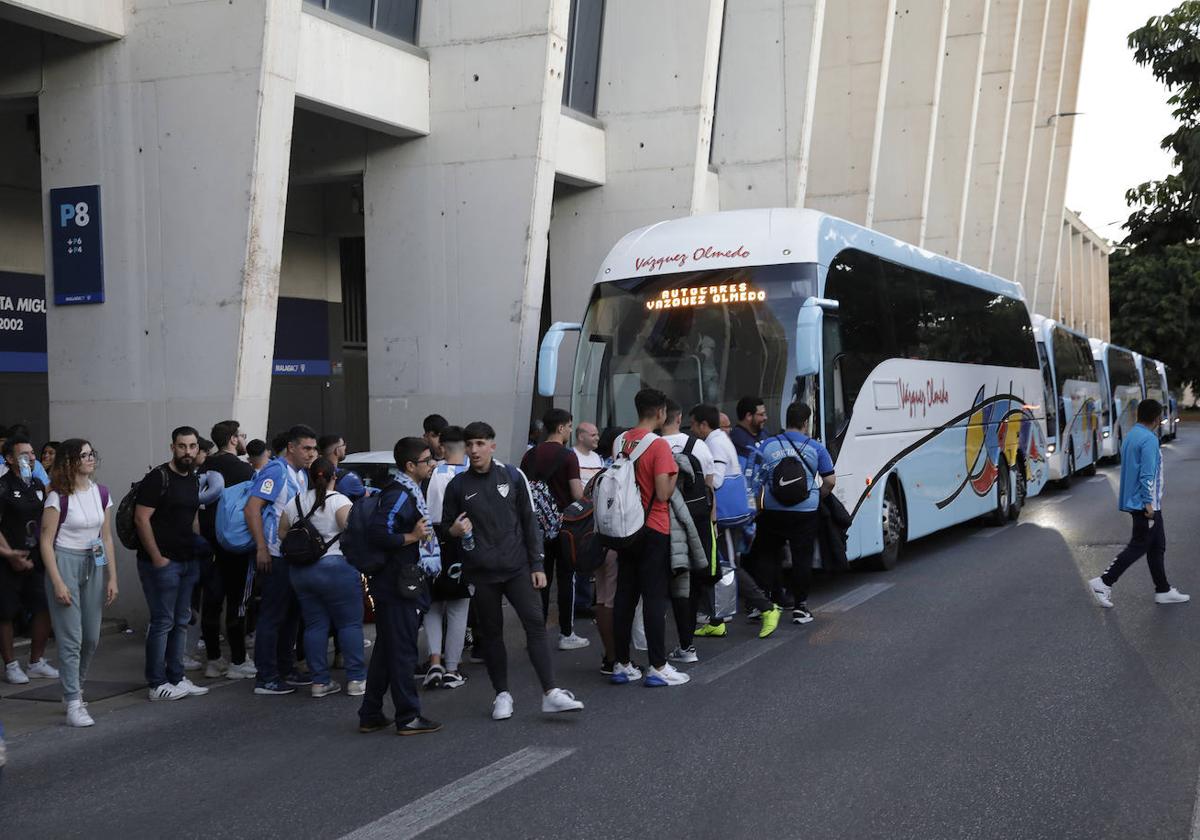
left=137, top=556, right=200, bottom=688
left=289, top=555, right=366, bottom=684
left=253, top=557, right=300, bottom=686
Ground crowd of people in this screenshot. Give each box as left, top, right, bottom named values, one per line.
left=0, top=388, right=1186, bottom=738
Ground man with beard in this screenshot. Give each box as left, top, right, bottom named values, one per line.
left=134, top=426, right=209, bottom=701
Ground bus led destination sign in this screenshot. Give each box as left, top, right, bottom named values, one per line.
left=645, top=282, right=766, bottom=310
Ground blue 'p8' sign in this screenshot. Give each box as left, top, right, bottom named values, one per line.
left=49, top=185, right=104, bottom=305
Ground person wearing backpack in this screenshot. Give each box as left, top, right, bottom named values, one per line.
left=39, top=439, right=119, bottom=727
left=442, top=421, right=584, bottom=721
left=357, top=437, right=442, bottom=735
left=520, top=408, right=586, bottom=651
left=747, top=402, right=836, bottom=626
left=604, top=389, right=689, bottom=688
left=133, top=426, right=209, bottom=702
left=279, top=458, right=365, bottom=698
left=245, top=424, right=318, bottom=696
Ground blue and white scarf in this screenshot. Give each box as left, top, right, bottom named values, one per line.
left=395, top=472, right=441, bottom=576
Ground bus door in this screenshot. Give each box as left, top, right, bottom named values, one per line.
left=1037, top=342, right=1058, bottom=448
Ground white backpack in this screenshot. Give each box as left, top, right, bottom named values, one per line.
left=593, top=432, right=659, bottom=547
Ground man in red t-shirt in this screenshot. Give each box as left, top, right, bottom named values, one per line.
left=609, top=389, right=689, bottom=687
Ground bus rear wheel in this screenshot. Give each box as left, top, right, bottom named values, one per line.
left=1058, top=446, right=1075, bottom=490
left=1008, top=462, right=1026, bottom=522
left=989, top=458, right=1011, bottom=526
left=877, top=481, right=905, bottom=571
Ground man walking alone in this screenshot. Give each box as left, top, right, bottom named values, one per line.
left=1089, top=399, right=1189, bottom=608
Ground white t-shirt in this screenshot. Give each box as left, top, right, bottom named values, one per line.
left=427, top=462, right=468, bottom=522
left=574, top=447, right=604, bottom=485
left=703, top=429, right=740, bottom=488
left=663, top=433, right=716, bottom=482
left=291, top=489, right=351, bottom=559
left=45, top=483, right=112, bottom=550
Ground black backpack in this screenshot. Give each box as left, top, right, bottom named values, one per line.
left=341, top=492, right=389, bottom=576
left=677, top=437, right=713, bottom=523
left=280, top=495, right=339, bottom=567
left=559, top=496, right=603, bottom=576
left=769, top=435, right=814, bottom=507
left=115, top=465, right=169, bottom=550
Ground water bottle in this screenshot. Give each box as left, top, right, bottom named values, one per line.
left=17, top=455, right=31, bottom=483
left=462, top=529, right=475, bottom=552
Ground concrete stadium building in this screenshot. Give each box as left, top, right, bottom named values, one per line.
left=1, top=0, right=1109, bottom=470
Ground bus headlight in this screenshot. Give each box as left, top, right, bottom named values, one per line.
left=1103, top=431, right=1110, bottom=438
left=1047, top=443, right=1057, bottom=454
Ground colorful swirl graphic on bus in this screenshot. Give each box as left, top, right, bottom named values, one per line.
left=936, top=385, right=1045, bottom=510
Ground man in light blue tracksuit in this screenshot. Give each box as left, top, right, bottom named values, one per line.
left=1089, top=399, right=1189, bottom=608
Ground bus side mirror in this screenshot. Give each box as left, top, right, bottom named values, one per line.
left=537, top=322, right=582, bottom=397
left=795, top=297, right=837, bottom=377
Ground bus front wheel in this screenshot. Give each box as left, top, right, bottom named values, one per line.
left=1081, top=434, right=1098, bottom=476
left=877, top=481, right=905, bottom=571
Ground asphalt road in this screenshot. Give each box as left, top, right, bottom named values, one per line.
left=6, top=428, right=1200, bottom=840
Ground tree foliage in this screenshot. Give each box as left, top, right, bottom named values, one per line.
left=1110, top=244, right=1200, bottom=389
left=1108, top=4, right=1200, bottom=392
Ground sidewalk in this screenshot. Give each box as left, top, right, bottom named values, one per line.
left=0, top=622, right=379, bottom=738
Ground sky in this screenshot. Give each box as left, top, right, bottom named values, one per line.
left=1065, top=0, right=1180, bottom=243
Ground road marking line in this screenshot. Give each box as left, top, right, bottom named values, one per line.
left=339, top=746, right=574, bottom=840
left=692, top=635, right=790, bottom=686
left=977, top=526, right=1007, bottom=538
left=815, top=582, right=895, bottom=613
left=1041, top=493, right=1073, bottom=504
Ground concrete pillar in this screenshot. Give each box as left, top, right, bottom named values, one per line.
left=804, top=0, right=896, bottom=224
left=872, top=0, right=951, bottom=244
left=548, top=0, right=725, bottom=404
left=1050, top=215, right=1067, bottom=320
left=992, top=0, right=1050, bottom=281
left=1021, top=0, right=1071, bottom=308
left=925, top=0, right=991, bottom=258
left=1035, top=0, right=1088, bottom=313
left=1100, top=250, right=1110, bottom=340
left=1070, top=226, right=1083, bottom=330
left=961, top=0, right=1022, bottom=270
left=716, top=0, right=824, bottom=210
left=363, top=0, right=569, bottom=458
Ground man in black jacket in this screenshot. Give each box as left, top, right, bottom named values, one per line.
left=443, top=421, right=584, bottom=721
left=358, top=437, right=441, bottom=736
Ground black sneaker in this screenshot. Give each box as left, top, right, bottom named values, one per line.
left=600, top=659, right=615, bottom=676
left=792, top=605, right=814, bottom=625
left=396, top=716, right=443, bottom=736
left=423, top=664, right=445, bottom=690
left=285, top=671, right=313, bottom=686
left=440, top=671, right=467, bottom=689
left=358, top=716, right=391, bottom=734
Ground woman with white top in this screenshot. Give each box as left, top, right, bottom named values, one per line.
left=281, top=457, right=365, bottom=698
left=39, top=438, right=118, bottom=727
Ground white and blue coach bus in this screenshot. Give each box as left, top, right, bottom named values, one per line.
left=537, top=209, right=1049, bottom=569
left=1032, top=315, right=1101, bottom=486
left=1136, top=352, right=1166, bottom=440
left=1090, top=339, right=1141, bottom=460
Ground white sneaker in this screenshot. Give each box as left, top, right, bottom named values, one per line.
left=557, top=633, right=591, bottom=651
left=4, top=661, right=29, bottom=685
left=644, top=663, right=690, bottom=687
left=312, top=680, right=342, bottom=698
left=173, top=677, right=209, bottom=697
left=182, top=655, right=203, bottom=672
left=542, top=688, right=584, bottom=714
left=492, top=691, right=514, bottom=720
left=347, top=679, right=366, bottom=696
left=669, top=646, right=699, bottom=664
left=65, top=699, right=94, bottom=727
left=149, top=682, right=188, bottom=701
left=1155, top=588, right=1191, bottom=605
left=609, top=662, right=643, bottom=685
left=225, top=660, right=257, bottom=680
left=27, top=658, right=59, bottom=679
left=1088, top=576, right=1114, bottom=608
left=205, top=658, right=229, bottom=679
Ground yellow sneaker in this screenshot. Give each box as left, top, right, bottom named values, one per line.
left=694, top=622, right=727, bottom=638
left=759, top=605, right=782, bottom=639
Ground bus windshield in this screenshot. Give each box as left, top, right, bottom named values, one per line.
left=571, top=264, right=816, bottom=431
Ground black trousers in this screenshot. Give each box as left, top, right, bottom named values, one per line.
left=201, top=548, right=252, bottom=664
left=474, top=572, right=555, bottom=694
left=539, top=538, right=576, bottom=637
left=1102, top=510, right=1170, bottom=593
left=614, top=529, right=671, bottom=669
left=359, top=582, right=426, bottom=727
left=754, top=509, right=819, bottom=605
